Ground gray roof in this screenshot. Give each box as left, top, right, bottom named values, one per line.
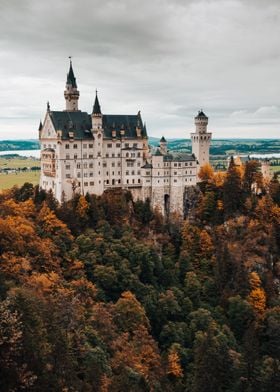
left=67, top=61, right=77, bottom=88
left=195, top=110, right=208, bottom=119
left=48, top=110, right=147, bottom=140
left=160, top=136, right=167, bottom=143
left=163, top=152, right=196, bottom=162
left=49, top=111, right=92, bottom=139
left=102, top=113, right=147, bottom=139
left=92, top=93, right=101, bottom=115
left=142, top=162, right=152, bottom=169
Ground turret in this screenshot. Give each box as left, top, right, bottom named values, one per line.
left=64, top=59, right=80, bottom=111
left=191, top=110, right=212, bottom=168
left=159, top=136, right=167, bottom=154
left=195, top=110, right=208, bottom=133
left=91, top=90, right=102, bottom=130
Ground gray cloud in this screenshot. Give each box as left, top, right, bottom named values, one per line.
left=0, top=0, right=280, bottom=139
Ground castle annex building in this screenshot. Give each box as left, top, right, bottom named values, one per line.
left=39, top=62, right=212, bottom=216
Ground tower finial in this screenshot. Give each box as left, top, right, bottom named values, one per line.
left=47, top=101, right=50, bottom=112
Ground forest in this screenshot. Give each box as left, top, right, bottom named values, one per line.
left=0, top=158, right=280, bottom=392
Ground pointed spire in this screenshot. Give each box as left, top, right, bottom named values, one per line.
left=47, top=101, right=50, bottom=112
left=160, top=136, right=166, bottom=143
left=92, top=90, right=101, bottom=115
left=66, top=57, right=77, bottom=88
left=38, top=120, right=43, bottom=131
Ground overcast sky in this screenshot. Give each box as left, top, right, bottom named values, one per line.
left=0, top=0, right=280, bottom=140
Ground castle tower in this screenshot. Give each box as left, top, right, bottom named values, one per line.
left=64, top=59, right=80, bottom=111
left=191, top=110, right=212, bottom=167
left=159, top=136, right=167, bottom=155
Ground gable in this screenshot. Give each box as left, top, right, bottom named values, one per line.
left=40, top=112, right=57, bottom=139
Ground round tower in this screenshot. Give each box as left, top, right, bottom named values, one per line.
left=64, top=59, right=80, bottom=111
left=191, top=110, right=212, bottom=168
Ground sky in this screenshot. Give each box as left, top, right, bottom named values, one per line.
left=0, top=0, right=280, bottom=140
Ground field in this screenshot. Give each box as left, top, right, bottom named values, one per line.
left=0, top=171, right=40, bottom=190
left=0, top=156, right=40, bottom=170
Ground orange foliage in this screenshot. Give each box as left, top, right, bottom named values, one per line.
left=167, top=346, right=183, bottom=378
left=247, top=272, right=266, bottom=317
left=198, top=163, right=214, bottom=182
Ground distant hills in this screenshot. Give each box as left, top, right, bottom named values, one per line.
left=1, top=138, right=280, bottom=157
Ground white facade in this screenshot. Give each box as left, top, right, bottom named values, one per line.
left=39, top=63, right=212, bottom=216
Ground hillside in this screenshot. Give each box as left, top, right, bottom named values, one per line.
left=0, top=160, right=279, bottom=391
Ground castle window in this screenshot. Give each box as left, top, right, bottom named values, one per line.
left=89, top=163, right=93, bottom=168
left=118, top=162, right=121, bottom=167
left=73, top=144, right=78, bottom=149
left=90, top=181, right=94, bottom=186
left=126, top=171, right=129, bottom=175
left=106, top=180, right=109, bottom=184
left=74, top=154, right=78, bottom=159
left=133, top=143, right=137, bottom=148
left=106, top=153, right=109, bottom=158
left=89, top=144, right=93, bottom=148
left=65, top=144, right=70, bottom=149
left=185, top=171, right=188, bottom=175
left=112, top=162, right=115, bottom=167
left=132, top=179, right=135, bottom=184
left=125, top=143, right=129, bottom=148
left=138, top=152, right=141, bottom=157
left=112, top=153, right=115, bottom=158
left=118, top=171, right=121, bottom=175
left=174, top=171, right=177, bottom=175
left=84, top=182, right=88, bottom=186
left=77, top=163, right=81, bottom=169
left=174, top=163, right=177, bottom=167
left=89, top=172, right=93, bottom=177
left=137, top=162, right=140, bottom=167
left=131, top=153, right=135, bottom=158
left=107, top=143, right=112, bottom=148
left=158, top=172, right=160, bottom=175
left=83, top=144, right=87, bottom=148
left=112, top=171, right=114, bottom=175
left=127, top=179, right=129, bottom=184
left=137, top=171, right=140, bottom=175
left=106, top=171, right=109, bottom=176
left=118, top=153, right=121, bottom=157
left=174, top=179, right=177, bottom=182
left=146, top=171, right=150, bottom=175
left=185, top=162, right=188, bottom=166
left=190, top=162, right=192, bottom=166
left=77, top=172, right=81, bottom=178
left=116, top=143, right=121, bottom=148
left=132, top=171, right=135, bottom=175
left=83, top=153, right=87, bottom=158
left=126, top=153, right=129, bottom=157
left=103, top=163, right=107, bottom=167
left=178, top=163, right=181, bottom=167
left=138, top=179, right=141, bottom=183
left=89, top=154, right=93, bottom=159
left=66, top=174, right=70, bottom=178
left=66, top=165, right=70, bottom=170
left=97, top=152, right=101, bottom=157
left=66, top=154, right=70, bottom=159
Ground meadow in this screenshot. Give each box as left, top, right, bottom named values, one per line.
left=0, top=171, right=40, bottom=190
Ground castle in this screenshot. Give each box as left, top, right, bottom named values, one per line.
left=39, top=61, right=212, bottom=216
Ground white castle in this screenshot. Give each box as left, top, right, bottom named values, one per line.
left=39, top=61, right=212, bottom=216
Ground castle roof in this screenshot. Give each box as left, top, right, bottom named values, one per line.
left=92, top=92, right=101, bottom=115
left=48, top=111, right=147, bottom=140
left=160, top=136, right=167, bottom=143
left=195, top=110, right=208, bottom=119
left=163, top=152, right=196, bottom=162
left=66, top=61, right=77, bottom=88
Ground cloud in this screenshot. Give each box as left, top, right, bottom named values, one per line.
left=0, top=0, right=280, bottom=139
